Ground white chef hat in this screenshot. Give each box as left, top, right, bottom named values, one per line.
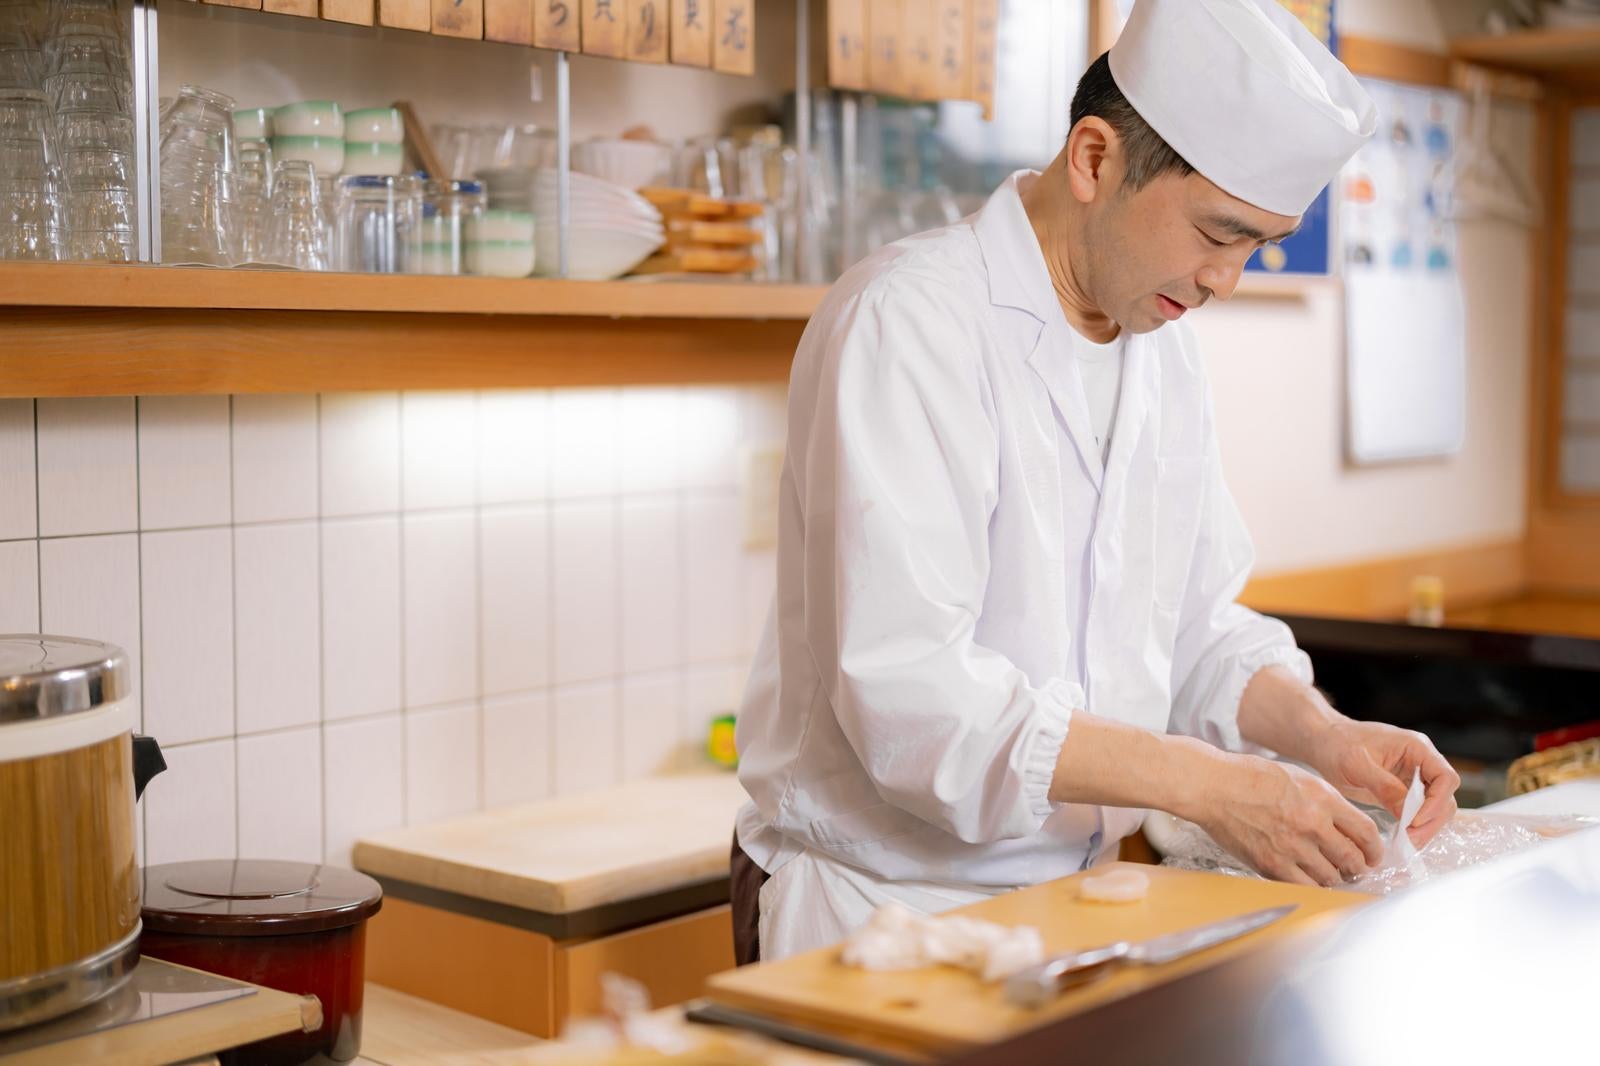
left=1108, top=0, right=1376, bottom=217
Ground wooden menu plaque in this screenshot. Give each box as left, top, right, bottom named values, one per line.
left=627, top=0, right=669, bottom=62
left=533, top=0, right=581, bottom=49
left=827, top=0, right=868, bottom=90
left=669, top=0, right=712, bottom=66
left=582, top=0, right=627, bottom=56
left=484, top=0, right=534, bottom=43
left=432, top=0, right=484, bottom=38
left=711, top=0, right=754, bottom=75
left=866, top=0, right=903, bottom=97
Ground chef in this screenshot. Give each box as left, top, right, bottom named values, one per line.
left=731, top=0, right=1462, bottom=963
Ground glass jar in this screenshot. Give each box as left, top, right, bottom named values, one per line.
left=411, top=178, right=485, bottom=276
left=333, top=174, right=420, bottom=274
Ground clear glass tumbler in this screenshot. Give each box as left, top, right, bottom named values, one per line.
left=335, top=173, right=421, bottom=274
left=411, top=178, right=485, bottom=276
left=0, top=86, right=63, bottom=259
left=159, top=83, right=237, bottom=266
left=261, top=159, right=328, bottom=271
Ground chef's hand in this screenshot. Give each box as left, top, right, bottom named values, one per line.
left=1193, top=756, right=1385, bottom=888
left=1308, top=720, right=1460, bottom=849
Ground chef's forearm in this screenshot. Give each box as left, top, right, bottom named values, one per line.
left=1235, top=664, right=1344, bottom=765
left=1046, top=711, right=1239, bottom=822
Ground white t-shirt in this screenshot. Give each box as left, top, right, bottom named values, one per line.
left=1071, top=326, right=1126, bottom=467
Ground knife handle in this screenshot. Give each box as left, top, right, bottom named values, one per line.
left=1004, top=941, right=1133, bottom=1009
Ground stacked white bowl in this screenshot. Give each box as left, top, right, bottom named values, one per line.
left=273, top=101, right=344, bottom=177
left=345, top=107, right=404, bottom=177
left=531, top=169, right=664, bottom=280
left=571, top=137, right=673, bottom=190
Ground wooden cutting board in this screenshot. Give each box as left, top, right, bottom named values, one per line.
left=704, top=864, right=1369, bottom=1060
left=353, top=772, right=749, bottom=914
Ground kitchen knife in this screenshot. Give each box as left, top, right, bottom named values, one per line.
left=1003, top=904, right=1297, bottom=1008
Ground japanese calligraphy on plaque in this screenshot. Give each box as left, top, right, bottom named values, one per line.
left=711, top=0, right=753, bottom=75
left=828, top=0, right=867, bottom=90
left=582, top=0, right=626, bottom=56
left=670, top=0, right=711, bottom=66
left=628, top=0, right=668, bottom=61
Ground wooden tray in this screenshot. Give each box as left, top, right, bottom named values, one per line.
left=704, top=864, right=1368, bottom=1060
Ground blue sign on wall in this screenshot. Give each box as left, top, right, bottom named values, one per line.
left=1245, top=0, right=1337, bottom=277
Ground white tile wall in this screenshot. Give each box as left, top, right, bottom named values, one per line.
left=321, top=516, right=403, bottom=721
left=36, top=397, right=137, bottom=537
left=141, top=527, right=235, bottom=744
left=320, top=393, right=400, bottom=517
left=234, top=522, right=321, bottom=734
left=551, top=499, right=619, bottom=684
left=402, top=511, right=479, bottom=709
left=621, top=671, right=684, bottom=780
left=38, top=533, right=142, bottom=723
left=0, top=539, right=40, bottom=632
left=137, top=396, right=231, bottom=531
left=482, top=690, right=552, bottom=807
left=620, top=497, right=683, bottom=675
left=405, top=702, right=481, bottom=822
left=479, top=506, right=550, bottom=696
left=233, top=394, right=319, bottom=524
left=0, top=387, right=779, bottom=871
left=238, top=727, right=323, bottom=862
left=144, top=738, right=236, bottom=866
left=323, top=714, right=404, bottom=866
left=553, top=680, right=619, bottom=796
left=402, top=393, right=477, bottom=511
left=0, top=400, right=36, bottom=541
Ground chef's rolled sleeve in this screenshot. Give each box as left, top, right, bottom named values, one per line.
left=816, top=273, right=1077, bottom=845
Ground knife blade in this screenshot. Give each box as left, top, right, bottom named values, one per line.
left=1003, top=904, right=1297, bottom=1008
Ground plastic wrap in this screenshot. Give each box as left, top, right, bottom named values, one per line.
left=1148, top=807, right=1599, bottom=895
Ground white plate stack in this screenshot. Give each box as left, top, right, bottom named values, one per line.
left=532, top=169, right=665, bottom=280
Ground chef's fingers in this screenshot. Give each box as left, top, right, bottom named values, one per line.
left=1296, top=849, right=1344, bottom=888
left=1267, top=858, right=1319, bottom=887
left=1331, top=801, right=1384, bottom=868
left=1408, top=748, right=1461, bottom=845
left=1408, top=791, right=1458, bottom=849
left=1348, top=753, right=1411, bottom=819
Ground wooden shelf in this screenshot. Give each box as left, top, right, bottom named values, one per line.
left=0, top=263, right=825, bottom=319
left=0, top=264, right=819, bottom=396
left=0, top=262, right=1322, bottom=398
left=1451, top=26, right=1600, bottom=88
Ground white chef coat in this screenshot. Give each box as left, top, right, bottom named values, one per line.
left=734, top=170, right=1312, bottom=960
left=1072, top=327, right=1126, bottom=467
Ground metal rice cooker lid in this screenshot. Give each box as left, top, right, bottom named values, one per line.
left=141, top=860, right=384, bottom=937
left=0, top=635, right=130, bottom=724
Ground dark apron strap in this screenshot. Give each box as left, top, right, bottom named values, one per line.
left=729, top=829, right=771, bottom=967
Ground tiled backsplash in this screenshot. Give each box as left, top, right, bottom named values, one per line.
left=0, top=387, right=783, bottom=869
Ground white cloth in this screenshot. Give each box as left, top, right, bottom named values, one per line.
left=1071, top=328, right=1125, bottom=467
left=735, top=170, right=1312, bottom=960
left=1109, top=0, right=1376, bottom=216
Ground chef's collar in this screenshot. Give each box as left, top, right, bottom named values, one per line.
left=972, top=170, right=1062, bottom=326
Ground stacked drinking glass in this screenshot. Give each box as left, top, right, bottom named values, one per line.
left=0, top=0, right=137, bottom=261
left=159, top=83, right=237, bottom=266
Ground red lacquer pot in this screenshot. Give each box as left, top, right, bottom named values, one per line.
left=139, top=860, right=383, bottom=1066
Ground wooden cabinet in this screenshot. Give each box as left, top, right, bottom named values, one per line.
left=365, top=896, right=734, bottom=1036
